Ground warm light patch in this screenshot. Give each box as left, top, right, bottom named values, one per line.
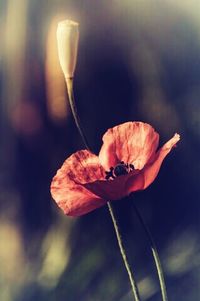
left=0, top=220, right=27, bottom=285
left=10, top=102, right=42, bottom=135
left=37, top=218, right=73, bottom=288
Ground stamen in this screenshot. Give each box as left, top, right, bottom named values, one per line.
left=105, top=162, right=134, bottom=180
left=114, top=164, right=128, bottom=176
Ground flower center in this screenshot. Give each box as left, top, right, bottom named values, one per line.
left=105, top=161, right=134, bottom=180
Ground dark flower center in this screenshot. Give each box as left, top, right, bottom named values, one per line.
left=105, top=161, right=134, bottom=180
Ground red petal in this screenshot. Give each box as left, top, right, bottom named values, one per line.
left=125, top=133, right=180, bottom=193
left=83, top=170, right=140, bottom=201
left=99, top=122, right=159, bottom=170
left=51, top=150, right=106, bottom=216
left=84, top=133, right=180, bottom=200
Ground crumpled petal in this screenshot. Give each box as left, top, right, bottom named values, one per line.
left=51, top=150, right=106, bottom=216
left=99, top=122, right=159, bottom=171
left=62, top=149, right=105, bottom=184
left=125, top=133, right=180, bottom=194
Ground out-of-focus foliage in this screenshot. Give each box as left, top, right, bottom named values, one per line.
left=0, top=0, right=200, bottom=300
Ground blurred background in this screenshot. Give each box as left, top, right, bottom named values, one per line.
left=0, top=0, right=200, bottom=300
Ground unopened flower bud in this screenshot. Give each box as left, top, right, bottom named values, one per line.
left=57, top=20, right=79, bottom=79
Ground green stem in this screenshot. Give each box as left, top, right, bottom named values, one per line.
left=133, top=203, right=168, bottom=301
left=66, top=78, right=90, bottom=150
left=107, top=202, right=141, bottom=301
left=65, top=78, right=140, bottom=300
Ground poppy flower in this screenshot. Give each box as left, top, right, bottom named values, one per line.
left=51, top=121, right=180, bottom=216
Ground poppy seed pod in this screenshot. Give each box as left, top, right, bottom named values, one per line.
left=57, top=20, right=79, bottom=79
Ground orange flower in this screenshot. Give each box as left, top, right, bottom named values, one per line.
left=51, top=122, right=180, bottom=216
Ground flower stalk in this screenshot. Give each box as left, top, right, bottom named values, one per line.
left=108, top=202, right=141, bottom=301
left=66, top=78, right=90, bottom=150
left=66, top=76, right=141, bottom=301
left=132, top=202, right=168, bottom=301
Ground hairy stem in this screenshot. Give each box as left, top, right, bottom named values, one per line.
left=107, top=202, right=141, bottom=301
left=133, top=203, right=168, bottom=301
left=66, top=78, right=90, bottom=150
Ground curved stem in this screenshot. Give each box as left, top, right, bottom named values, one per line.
left=65, top=78, right=140, bottom=300
left=132, top=203, right=168, bottom=301
left=107, top=202, right=141, bottom=301
left=66, top=78, right=90, bottom=150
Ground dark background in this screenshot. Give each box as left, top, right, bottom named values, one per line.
left=0, top=1, right=200, bottom=300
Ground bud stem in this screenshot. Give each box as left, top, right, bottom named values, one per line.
left=66, top=78, right=90, bottom=150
